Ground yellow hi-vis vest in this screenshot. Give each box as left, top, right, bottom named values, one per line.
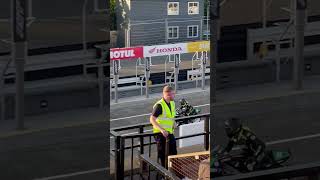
left=153, top=98, right=176, bottom=134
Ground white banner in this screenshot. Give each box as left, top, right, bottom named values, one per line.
left=179, top=121, right=204, bottom=148
left=143, top=43, right=188, bottom=57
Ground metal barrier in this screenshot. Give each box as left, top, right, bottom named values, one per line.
left=140, top=154, right=180, bottom=180
left=110, top=113, right=210, bottom=180
left=214, top=161, right=320, bottom=180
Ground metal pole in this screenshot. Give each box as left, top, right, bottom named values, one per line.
left=145, top=57, right=150, bottom=98
left=12, top=0, right=27, bottom=130
left=210, top=0, right=220, bottom=159
left=28, top=0, right=32, bottom=18
left=204, top=116, right=209, bottom=151
left=114, top=135, right=122, bottom=180
left=98, top=58, right=104, bottom=109
left=165, top=137, right=169, bottom=169
left=139, top=126, right=146, bottom=174
left=174, top=54, right=179, bottom=94
left=262, top=0, right=267, bottom=29
left=120, top=137, right=125, bottom=180
left=200, top=19, right=203, bottom=40
left=113, top=60, right=119, bottom=103
left=201, top=51, right=206, bottom=90
left=165, top=18, right=168, bottom=44
left=210, top=0, right=219, bottom=103
left=206, top=0, right=210, bottom=40
left=293, top=0, right=306, bottom=90
left=82, top=0, right=88, bottom=53
left=94, top=0, right=98, bottom=12
left=0, top=75, right=4, bottom=121
left=276, top=41, right=281, bottom=82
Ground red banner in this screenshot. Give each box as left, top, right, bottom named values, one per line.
left=110, top=47, right=143, bottom=60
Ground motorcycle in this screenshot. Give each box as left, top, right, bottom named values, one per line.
left=211, top=145, right=292, bottom=177
left=175, top=99, right=201, bottom=126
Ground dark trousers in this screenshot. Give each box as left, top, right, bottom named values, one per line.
left=154, top=133, right=177, bottom=167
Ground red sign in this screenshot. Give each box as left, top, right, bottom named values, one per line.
left=110, top=47, right=143, bottom=60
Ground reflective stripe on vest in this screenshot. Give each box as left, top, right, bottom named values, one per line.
left=153, top=98, right=176, bottom=134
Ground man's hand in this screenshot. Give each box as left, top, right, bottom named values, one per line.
left=161, top=129, right=169, bottom=138
left=150, top=115, right=169, bottom=138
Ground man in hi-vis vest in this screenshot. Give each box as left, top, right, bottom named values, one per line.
left=150, top=85, right=177, bottom=166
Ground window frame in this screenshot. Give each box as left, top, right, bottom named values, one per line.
left=168, top=26, right=179, bottom=39
left=188, top=2, right=200, bottom=15
left=187, top=25, right=199, bottom=38
left=168, top=2, right=180, bottom=15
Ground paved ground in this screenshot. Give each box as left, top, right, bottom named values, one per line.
left=0, top=75, right=320, bottom=179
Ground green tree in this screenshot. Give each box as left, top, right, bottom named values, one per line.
left=110, top=0, right=116, bottom=30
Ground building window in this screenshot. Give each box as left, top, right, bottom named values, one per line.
left=188, top=2, right=199, bottom=15
left=168, top=26, right=179, bottom=39
left=188, top=25, right=199, bottom=38
left=168, top=2, right=179, bottom=15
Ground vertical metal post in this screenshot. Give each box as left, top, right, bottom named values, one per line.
left=98, top=58, right=104, bottom=109
left=174, top=54, right=179, bottom=93
left=113, top=60, right=119, bottom=103
left=291, top=0, right=296, bottom=23
left=210, top=0, right=220, bottom=163
left=204, top=116, right=210, bottom=151
left=276, top=41, right=281, bottom=82
left=201, top=51, right=206, bottom=90
left=165, top=18, right=168, bottom=44
left=139, top=126, right=146, bottom=174
left=114, top=135, right=122, bottom=180
left=120, top=137, right=125, bottom=180
left=94, top=0, right=98, bottom=12
left=12, top=0, right=27, bottom=130
left=262, top=0, right=267, bottom=29
left=145, top=57, right=150, bottom=98
left=126, top=21, right=131, bottom=47
left=206, top=0, right=210, bottom=40
left=293, top=0, right=306, bottom=90
left=82, top=0, right=88, bottom=53
left=130, top=138, right=134, bottom=180
left=148, top=136, right=151, bottom=179
left=200, top=18, right=203, bottom=40
left=28, top=0, right=32, bottom=18
left=165, top=137, right=169, bottom=169
left=0, top=75, right=4, bottom=121
left=210, top=0, right=219, bottom=104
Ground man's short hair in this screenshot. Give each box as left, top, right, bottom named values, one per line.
left=163, top=85, right=173, bottom=92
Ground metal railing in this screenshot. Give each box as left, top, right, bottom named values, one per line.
left=140, top=154, right=180, bottom=180
left=214, top=161, right=320, bottom=180
left=110, top=113, right=210, bottom=180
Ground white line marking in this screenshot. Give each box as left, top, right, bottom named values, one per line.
left=33, top=167, right=109, bottom=180
left=36, top=133, right=320, bottom=179
left=266, top=133, right=320, bottom=145
left=110, top=103, right=209, bottom=122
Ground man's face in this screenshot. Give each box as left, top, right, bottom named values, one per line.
left=163, top=90, right=175, bottom=101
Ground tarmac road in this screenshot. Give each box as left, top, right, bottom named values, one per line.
left=0, top=80, right=320, bottom=179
